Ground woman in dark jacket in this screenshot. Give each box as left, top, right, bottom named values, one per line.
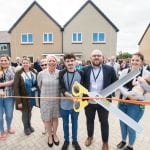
left=14, top=57, right=38, bottom=135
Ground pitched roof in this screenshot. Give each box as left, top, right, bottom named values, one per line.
left=8, top=1, right=62, bottom=33
left=138, top=23, right=150, bottom=45
left=64, top=0, right=119, bottom=32
left=0, top=31, right=10, bottom=43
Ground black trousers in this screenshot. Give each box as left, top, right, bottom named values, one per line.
left=85, top=103, right=109, bottom=143
left=22, top=107, right=32, bottom=130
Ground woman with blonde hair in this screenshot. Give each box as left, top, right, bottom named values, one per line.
left=37, top=55, right=60, bottom=147
left=0, top=54, right=15, bottom=140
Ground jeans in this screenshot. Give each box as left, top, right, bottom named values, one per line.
left=85, top=103, right=109, bottom=143
left=118, top=103, right=144, bottom=145
left=0, top=98, right=14, bottom=132
left=60, top=108, right=79, bottom=142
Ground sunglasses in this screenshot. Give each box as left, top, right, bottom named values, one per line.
left=41, top=64, right=47, bottom=67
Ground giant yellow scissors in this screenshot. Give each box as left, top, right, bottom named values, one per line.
left=72, top=81, right=89, bottom=112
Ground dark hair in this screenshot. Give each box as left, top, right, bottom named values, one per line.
left=132, top=52, right=144, bottom=61
left=63, top=53, right=76, bottom=61
left=0, top=54, right=10, bottom=60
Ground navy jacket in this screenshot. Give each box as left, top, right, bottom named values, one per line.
left=83, top=64, right=117, bottom=97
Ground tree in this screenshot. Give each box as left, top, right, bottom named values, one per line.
left=117, top=51, right=132, bottom=60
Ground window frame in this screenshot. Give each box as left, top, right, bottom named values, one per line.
left=43, top=32, right=53, bottom=43
left=21, top=33, right=33, bottom=44
left=0, top=44, right=8, bottom=51
left=72, top=32, right=82, bottom=43
left=92, top=32, right=106, bottom=43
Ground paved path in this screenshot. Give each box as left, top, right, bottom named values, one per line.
left=0, top=102, right=150, bottom=150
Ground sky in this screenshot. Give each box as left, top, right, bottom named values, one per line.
left=0, top=0, right=149, bottom=54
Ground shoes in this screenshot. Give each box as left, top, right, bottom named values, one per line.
left=29, top=126, right=35, bottom=133
left=85, top=137, right=93, bottom=146
left=117, top=141, right=126, bottom=149
left=61, top=141, right=69, bottom=150
left=52, top=135, right=59, bottom=145
left=42, top=128, right=47, bottom=135
left=102, top=143, right=109, bottom=150
left=72, top=141, right=81, bottom=150
left=24, top=128, right=31, bottom=135
left=123, top=146, right=133, bottom=150
left=48, top=136, right=53, bottom=147
left=6, top=128, right=15, bottom=134
left=0, top=132, right=7, bottom=140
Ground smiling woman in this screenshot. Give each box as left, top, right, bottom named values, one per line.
left=14, top=57, right=38, bottom=136
left=37, top=54, right=60, bottom=148
left=0, top=54, right=15, bottom=140
left=117, top=52, right=150, bottom=150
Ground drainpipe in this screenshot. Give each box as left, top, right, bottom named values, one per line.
left=61, top=28, right=64, bottom=54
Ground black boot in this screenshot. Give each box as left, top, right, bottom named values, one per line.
left=24, top=128, right=31, bottom=135
left=29, top=126, right=35, bottom=133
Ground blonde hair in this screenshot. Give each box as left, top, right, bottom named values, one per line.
left=46, top=54, right=58, bottom=62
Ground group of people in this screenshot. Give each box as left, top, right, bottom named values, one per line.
left=0, top=50, right=149, bottom=150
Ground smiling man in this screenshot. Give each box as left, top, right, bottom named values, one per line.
left=82, top=49, right=117, bottom=150
left=59, top=53, right=83, bottom=150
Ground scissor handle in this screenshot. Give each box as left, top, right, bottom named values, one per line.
left=73, top=99, right=88, bottom=112
left=72, top=81, right=88, bottom=96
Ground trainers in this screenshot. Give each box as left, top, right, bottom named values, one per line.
left=117, top=141, right=126, bottom=149
left=72, top=141, right=81, bottom=150
left=61, top=141, right=69, bottom=150
left=123, top=146, right=133, bottom=150
left=42, top=128, right=47, bottom=135
left=85, top=137, right=93, bottom=146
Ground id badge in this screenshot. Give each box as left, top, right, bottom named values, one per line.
left=31, top=87, right=37, bottom=92
left=92, top=83, right=97, bottom=90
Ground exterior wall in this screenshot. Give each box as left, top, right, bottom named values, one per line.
left=139, top=28, right=150, bottom=64
left=10, top=4, right=62, bottom=62
left=63, top=3, right=117, bottom=60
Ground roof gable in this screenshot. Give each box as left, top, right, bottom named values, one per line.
left=138, top=23, right=150, bottom=45
left=8, top=1, right=62, bottom=33
left=64, top=0, right=119, bottom=32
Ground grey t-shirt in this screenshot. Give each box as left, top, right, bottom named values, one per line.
left=60, top=71, right=81, bottom=110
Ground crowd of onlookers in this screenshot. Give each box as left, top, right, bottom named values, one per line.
left=0, top=51, right=150, bottom=150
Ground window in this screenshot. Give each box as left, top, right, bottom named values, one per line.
left=72, top=32, right=82, bottom=43
left=21, top=33, right=33, bottom=44
left=43, top=32, right=53, bottom=43
left=92, top=32, right=105, bottom=43
left=0, top=44, right=8, bottom=51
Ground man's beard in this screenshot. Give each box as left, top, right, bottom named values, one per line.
left=92, top=60, right=101, bottom=66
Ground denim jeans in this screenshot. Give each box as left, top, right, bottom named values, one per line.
left=0, top=98, right=14, bottom=132
left=60, top=108, right=79, bottom=142
left=118, top=103, right=144, bottom=145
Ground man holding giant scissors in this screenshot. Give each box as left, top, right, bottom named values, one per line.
left=83, top=49, right=117, bottom=150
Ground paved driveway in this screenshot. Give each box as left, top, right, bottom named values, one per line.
left=0, top=102, right=150, bottom=150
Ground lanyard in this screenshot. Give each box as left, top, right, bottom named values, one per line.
left=67, top=72, right=75, bottom=90
left=92, top=67, right=101, bottom=82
